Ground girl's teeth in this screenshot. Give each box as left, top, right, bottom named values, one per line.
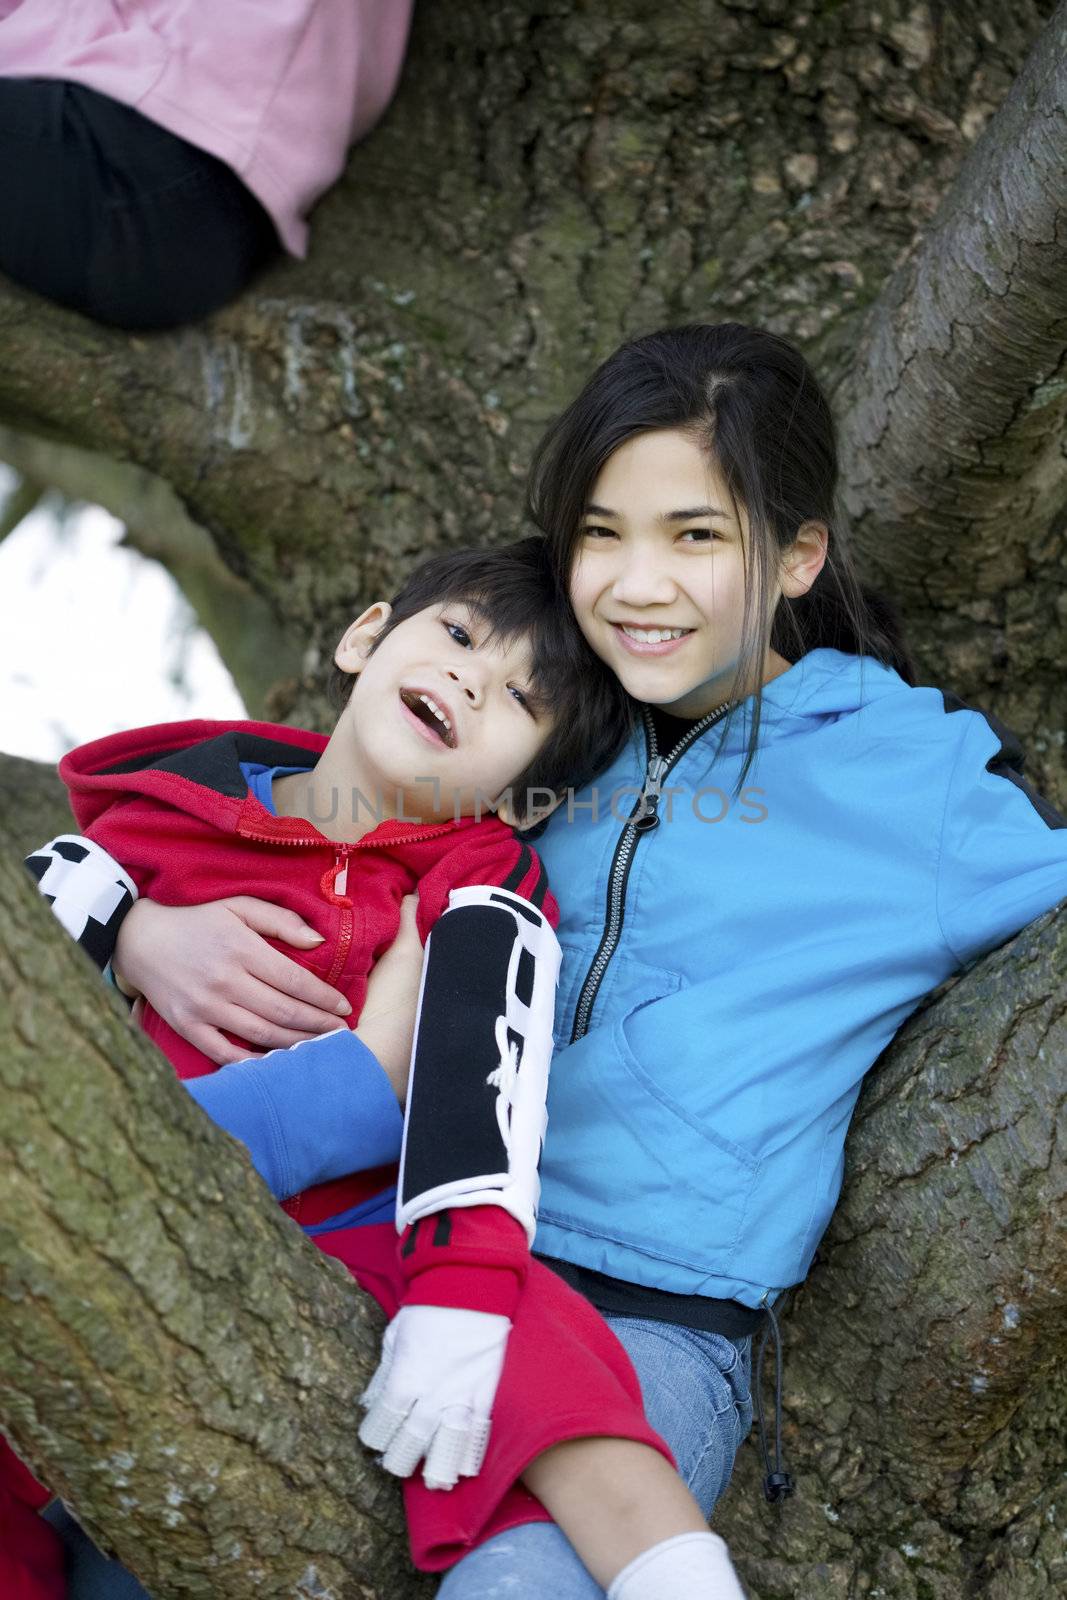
left=419, top=693, right=451, bottom=732
left=622, top=626, right=687, bottom=644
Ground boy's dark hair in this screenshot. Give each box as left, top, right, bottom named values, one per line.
left=331, top=538, right=633, bottom=821
left=526, top=322, right=918, bottom=793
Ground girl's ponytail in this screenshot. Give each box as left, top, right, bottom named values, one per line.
left=774, top=570, right=918, bottom=687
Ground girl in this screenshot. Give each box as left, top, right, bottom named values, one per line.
left=44, top=324, right=1067, bottom=1596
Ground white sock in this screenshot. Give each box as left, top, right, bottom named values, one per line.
left=606, top=1530, right=746, bottom=1599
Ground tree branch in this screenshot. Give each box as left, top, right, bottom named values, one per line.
left=0, top=754, right=73, bottom=856
left=835, top=1, right=1067, bottom=792
left=0, top=428, right=302, bottom=718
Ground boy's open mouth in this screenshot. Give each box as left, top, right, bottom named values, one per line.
left=399, top=687, right=457, bottom=748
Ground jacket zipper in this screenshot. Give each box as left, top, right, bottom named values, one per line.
left=569, top=700, right=732, bottom=1042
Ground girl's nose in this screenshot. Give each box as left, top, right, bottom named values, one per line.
left=610, top=552, right=677, bottom=608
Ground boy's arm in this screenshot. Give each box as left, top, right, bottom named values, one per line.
left=359, top=882, right=561, bottom=1489
left=185, top=1029, right=403, bottom=1201
left=24, top=834, right=138, bottom=979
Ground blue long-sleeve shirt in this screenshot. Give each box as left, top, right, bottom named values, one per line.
left=184, top=1027, right=402, bottom=1205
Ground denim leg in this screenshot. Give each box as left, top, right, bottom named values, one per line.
left=41, top=1502, right=152, bottom=1600
left=436, top=1317, right=752, bottom=1598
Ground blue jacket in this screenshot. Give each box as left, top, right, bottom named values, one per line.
left=530, top=648, right=1067, bottom=1308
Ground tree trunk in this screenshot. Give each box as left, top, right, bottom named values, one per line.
left=0, top=837, right=431, bottom=1600
left=2, top=2, right=1066, bottom=1595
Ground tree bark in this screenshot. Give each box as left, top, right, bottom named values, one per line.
left=0, top=838, right=431, bottom=1600
left=0, top=753, right=72, bottom=857
left=717, top=905, right=1067, bottom=1599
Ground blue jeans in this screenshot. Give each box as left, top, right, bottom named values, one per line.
left=437, top=1317, right=753, bottom=1598
left=45, top=1319, right=751, bottom=1599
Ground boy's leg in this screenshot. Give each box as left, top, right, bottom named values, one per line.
left=436, top=1319, right=753, bottom=1598
left=40, top=1502, right=151, bottom=1600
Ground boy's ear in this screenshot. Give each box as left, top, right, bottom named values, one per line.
left=335, top=602, right=393, bottom=675
left=493, top=789, right=566, bottom=831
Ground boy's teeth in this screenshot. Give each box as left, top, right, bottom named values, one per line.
left=419, top=693, right=452, bottom=732
left=621, top=626, right=688, bottom=644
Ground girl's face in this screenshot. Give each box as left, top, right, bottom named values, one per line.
left=569, top=429, right=804, bottom=716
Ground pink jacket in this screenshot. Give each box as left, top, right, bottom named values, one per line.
left=0, top=0, right=413, bottom=256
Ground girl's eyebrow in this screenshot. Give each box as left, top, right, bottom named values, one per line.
left=582, top=502, right=729, bottom=522
left=662, top=505, right=729, bottom=522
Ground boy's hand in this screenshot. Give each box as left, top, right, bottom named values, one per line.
left=358, top=1304, right=510, bottom=1489
left=357, top=894, right=424, bottom=1102
left=113, top=896, right=352, bottom=1065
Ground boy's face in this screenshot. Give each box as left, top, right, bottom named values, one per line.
left=332, top=600, right=555, bottom=823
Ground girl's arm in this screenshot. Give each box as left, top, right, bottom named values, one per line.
left=936, top=709, right=1067, bottom=966
left=26, top=830, right=423, bottom=1196
left=113, top=896, right=355, bottom=1063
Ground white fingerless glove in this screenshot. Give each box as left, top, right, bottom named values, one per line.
left=358, top=1303, right=511, bottom=1489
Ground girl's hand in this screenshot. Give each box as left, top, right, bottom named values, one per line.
left=356, top=895, right=424, bottom=1102
left=113, top=896, right=352, bottom=1065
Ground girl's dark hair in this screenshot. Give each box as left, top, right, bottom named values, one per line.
left=331, top=537, right=632, bottom=821
left=526, top=322, right=917, bottom=790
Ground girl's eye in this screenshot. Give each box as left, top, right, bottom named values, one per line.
left=508, top=684, right=531, bottom=712
left=581, top=524, right=617, bottom=540
left=680, top=528, right=717, bottom=543
left=444, top=619, right=472, bottom=647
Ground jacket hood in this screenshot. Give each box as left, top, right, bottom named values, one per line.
left=715, top=648, right=909, bottom=755
left=59, top=719, right=328, bottom=834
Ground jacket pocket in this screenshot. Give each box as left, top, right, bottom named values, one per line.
left=604, top=998, right=760, bottom=1275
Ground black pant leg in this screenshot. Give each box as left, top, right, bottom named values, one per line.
left=0, top=77, right=98, bottom=312
left=0, top=78, right=279, bottom=330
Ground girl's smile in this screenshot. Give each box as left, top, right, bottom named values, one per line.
left=611, top=622, right=695, bottom=656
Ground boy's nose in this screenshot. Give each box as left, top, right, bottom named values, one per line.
left=445, top=665, right=484, bottom=706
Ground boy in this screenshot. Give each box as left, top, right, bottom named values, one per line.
left=25, top=540, right=744, bottom=1597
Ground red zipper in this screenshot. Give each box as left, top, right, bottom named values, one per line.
left=321, top=851, right=354, bottom=988
left=240, top=818, right=454, bottom=1222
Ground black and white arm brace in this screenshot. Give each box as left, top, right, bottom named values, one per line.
left=24, top=835, right=138, bottom=974
left=397, top=884, right=562, bottom=1247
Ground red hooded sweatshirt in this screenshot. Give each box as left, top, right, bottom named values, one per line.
left=59, top=717, right=555, bottom=1228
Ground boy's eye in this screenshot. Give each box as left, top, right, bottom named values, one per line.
left=444, top=619, right=472, bottom=647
